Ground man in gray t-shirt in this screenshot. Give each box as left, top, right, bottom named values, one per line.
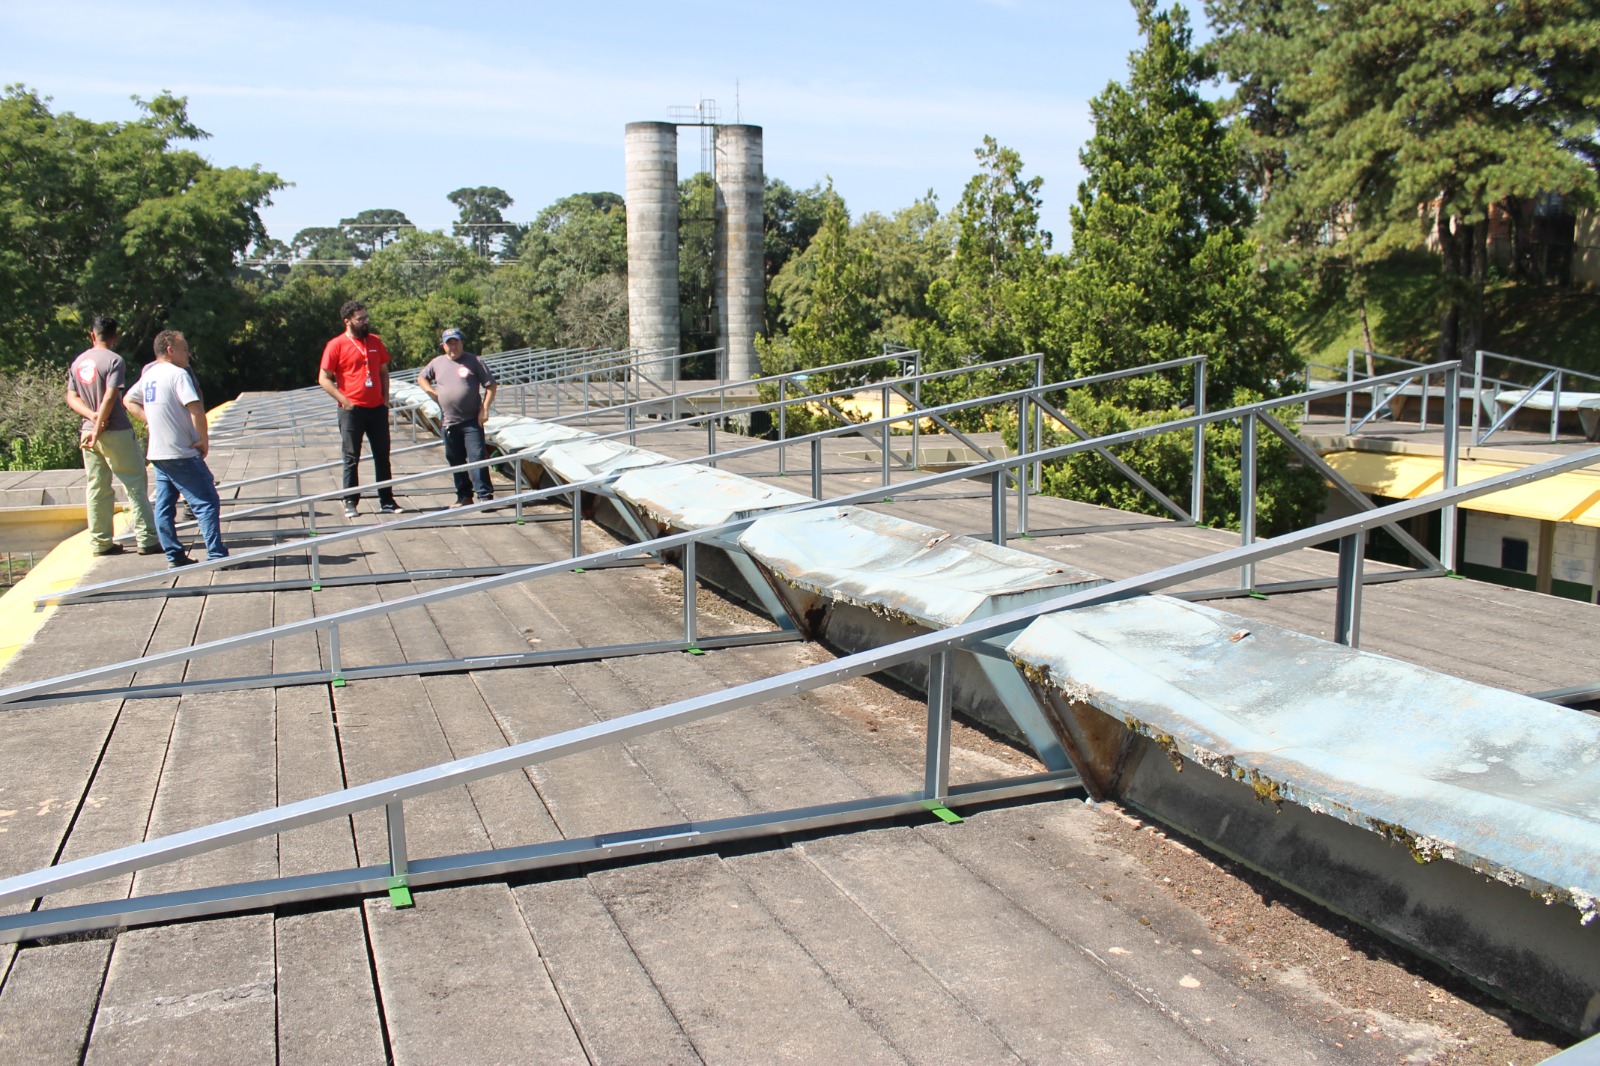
left=125, top=330, right=228, bottom=568
left=63, top=315, right=158, bottom=556
left=418, top=328, right=498, bottom=506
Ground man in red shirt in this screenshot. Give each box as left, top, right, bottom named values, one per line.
left=318, top=300, right=399, bottom=518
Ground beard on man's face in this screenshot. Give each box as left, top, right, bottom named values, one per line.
left=349, top=322, right=371, bottom=339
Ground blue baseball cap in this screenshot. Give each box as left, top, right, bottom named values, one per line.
left=441, top=328, right=464, bottom=343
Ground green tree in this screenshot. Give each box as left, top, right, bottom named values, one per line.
left=1209, top=0, right=1600, bottom=362
left=851, top=193, right=954, bottom=344
left=758, top=182, right=877, bottom=377
left=763, top=178, right=830, bottom=329
left=906, top=138, right=1062, bottom=419
left=484, top=191, right=627, bottom=351
left=447, top=185, right=514, bottom=258
left=678, top=172, right=718, bottom=355
left=339, top=208, right=412, bottom=258
left=290, top=226, right=362, bottom=265
left=0, top=87, right=284, bottom=369
left=348, top=230, right=489, bottom=366
left=758, top=183, right=884, bottom=435
left=229, top=269, right=351, bottom=395
left=1061, top=1, right=1296, bottom=406
left=768, top=192, right=953, bottom=348
left=1051, top=1, right=1319, bottom=533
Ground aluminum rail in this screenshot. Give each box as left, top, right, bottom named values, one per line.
left=208, top=346, right=562, bottom=434
left=195, top=348, right=923, bottom=501
left=13, top=363, right=1465, bottom=704
left=535, top=349, right=925, bottom=431
left=144, top=353, right=1001, bottom=540
left=1472, top=348, right=1600, bottom=445
left=69, top=357, right=1438, bottom=615
left=52, top=373, right=1086, bottom=605
left=0, top=446, right=1592, bottom=941
left=70, top=355, right=1175, bottom=605
left=207, top=345, right=667, bottom=441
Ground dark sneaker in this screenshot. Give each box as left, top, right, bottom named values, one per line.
left=137, top=543, right=163, bottom=556
left=168, top=554, right=197, bottom=569
left=478, top=498, right=498, bottom=511
left=449, top=499, right=472, bottom=509
left=380, top=502, right=403, bottom=514
left=93, top=544, right=125, bottom=557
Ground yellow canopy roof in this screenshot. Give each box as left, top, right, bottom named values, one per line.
left=1324, top=451, right=1600, bottom=527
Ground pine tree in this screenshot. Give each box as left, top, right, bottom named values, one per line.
left=1210, top=0, right=1600, bottom=361
left=1050, top=1, right=1321, bottom=534
left=1060, top=0, right=1298, bottom=408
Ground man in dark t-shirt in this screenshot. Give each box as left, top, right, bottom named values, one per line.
left=63, top=315, right=159, bottom=556
left=418, top=328, right=498, bottom=507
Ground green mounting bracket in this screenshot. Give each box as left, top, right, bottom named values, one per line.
left=515, top=519, right=525, bottom=526
left=1247, top=592, right=1269, bottom=600
left=685, top=646, right=705, bottom=656
left=310, top=584, right=322, bottom=592
left=923, top=802, right=963, bottom=824
left=332, top=677, right=346, bottom=688
left=1447, top=571, right=1464, bottom=579
left=388, top=878, right=413, bottom=909
left=882, top=496, right=894, bottom=504
left=1019, top=532, right=1034, bottom=540
left=571, top=567, right=586, bottom=573
left=306, top=530, right=318, bottom=537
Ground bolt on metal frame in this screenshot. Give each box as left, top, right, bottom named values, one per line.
left=0, top=444, right=1590, bottom=944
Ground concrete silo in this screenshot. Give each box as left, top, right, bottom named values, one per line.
left=714, top=124, right=765, bottom=382
left=624, top=115, right=765, bottom=382
left=624, top=122, right=681, bottom=369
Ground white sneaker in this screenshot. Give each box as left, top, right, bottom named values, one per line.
left=344, top=504, right=359, bottom=519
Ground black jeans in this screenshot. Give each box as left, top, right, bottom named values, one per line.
left=338, top=404, right=395, bottom=508
left=443, top=421, right=493, bottom=502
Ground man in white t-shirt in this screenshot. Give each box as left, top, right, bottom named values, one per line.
left=125, top=330, right=228, bottom=568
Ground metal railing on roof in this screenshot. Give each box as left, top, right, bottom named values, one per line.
left=1471, top=349, right=1600, bottom=445
left=0, top=434, right=1587, bottom=944
left=92, top=351, right=1056, bottom=591
left=19, top=362, right=1463, bottom=701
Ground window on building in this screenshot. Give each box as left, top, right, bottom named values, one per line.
left=1501, top=537, right=1530, bottom=572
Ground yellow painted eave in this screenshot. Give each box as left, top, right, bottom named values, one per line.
left=1323, top=450, right=1600, bottom=527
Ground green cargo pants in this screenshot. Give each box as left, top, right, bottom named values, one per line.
left=83, top=428, right=158, bottom=553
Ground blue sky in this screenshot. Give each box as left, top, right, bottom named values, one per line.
left=1, top=1, right=1208, bottom=246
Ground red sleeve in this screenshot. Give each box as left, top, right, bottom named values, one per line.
left=320, top=337, right=342, bottom=374
left=371, top=336, right=391, bottom=367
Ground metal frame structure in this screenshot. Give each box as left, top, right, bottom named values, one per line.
left=113, top=349, right=994, bottom=549
left=65, top=352, right=1176, bottom=606
left=1471, top=348, right=1600, bottom=445
left=0, top=445, right=1590, bottom=944
left=15, top=363, right=1463, bottom=711
left=203, top=344, right=714, bottom=450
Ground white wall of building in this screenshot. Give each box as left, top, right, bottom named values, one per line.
left=1461, top=510, right=1599, bottom=587
left=1462, top=512, right=1540, bottom=573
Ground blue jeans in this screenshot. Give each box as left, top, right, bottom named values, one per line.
left=153, top=456, right=228, bottom=564
left=443, top=422, right=493, bottom=502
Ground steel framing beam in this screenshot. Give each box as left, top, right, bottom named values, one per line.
left=3, top=446, right=1594, bottom=942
